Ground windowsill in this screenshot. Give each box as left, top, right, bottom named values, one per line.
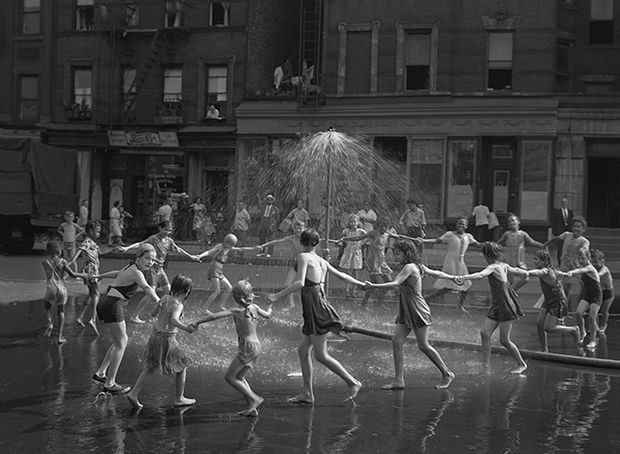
left=13, top=35, right=43, bottom=42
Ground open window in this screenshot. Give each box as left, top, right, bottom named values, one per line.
left=487, top=32, right=513, bottom=90
left=75, top=0, right=95, bottom=31
left=405, top=31, right=431, bottom=90
left=205, top=66, right=227, bottom=119
left=590, top=0, right=614, bottom=45
left=210, top=2, right=230, bottom=26
left=22, top=0, right=40, bottom=34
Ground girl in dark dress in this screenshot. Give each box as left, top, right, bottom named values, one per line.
left=459, top=242, right=529, bottom=374
left=267, top=228, right=365, bottom=405
left=526, top=249, right=580, bottom=352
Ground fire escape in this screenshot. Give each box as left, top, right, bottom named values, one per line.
left=298, top=0, right=323, bottom=107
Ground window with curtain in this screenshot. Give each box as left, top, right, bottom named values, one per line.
left=73, top=67, right=92, bottom=108
left=20, top=76, right=38, bottom=122
left=405, top=31, right=430, bottom=90
left=22, top=0, right=40, bottom=34
left=488, top=32, right=513, bottom=90
left=163, top=67, right=182, bottom=103
left=206, top=66, right=227, bottom=117
left=75, top=0, right=95, bottom=31
left=590, top=0, right=614, bottom=44
left=210, top=2, right=230, bottom=26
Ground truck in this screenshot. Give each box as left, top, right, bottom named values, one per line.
left=0, top=137, right=79, bottom=253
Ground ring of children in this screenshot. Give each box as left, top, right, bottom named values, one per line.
left=2, top=243, right=620, bottom=453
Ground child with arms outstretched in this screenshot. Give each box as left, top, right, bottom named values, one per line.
left=365, top=239, right=457, bottom=390
left=338, top=214, right=366, bottom=297
left=459, top=242, right=528, bottom=374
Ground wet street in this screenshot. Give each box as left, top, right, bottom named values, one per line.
left=2, top=252, right=620, bottom=453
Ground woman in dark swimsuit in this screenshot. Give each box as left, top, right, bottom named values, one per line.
left=267, top=228, right=365, bottom=405
left=92, top=244, right=160, bottom=394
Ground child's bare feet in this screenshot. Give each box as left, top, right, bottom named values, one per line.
left=510, top=363, right=528, bottom=374
left=238, top=396, right=264, bottom=417
left=126, top=393, right=143, bottom=410
left=435, top=372, right=455, bottom=389
left=87, top=319, right=100, bottom=336
left=41, top=325, right=53, bottom=338
left=76, top=317, right=85, bottom=327
left=288, top=393, right=314, bottom=405
left=571, top=327, right=580, bottom=344
left=578, top=332, right=587, bottom=345
left=174, top=397, right=196, bottom=407
left=381, top=381, right=405, bottom=390
left=586, top=340, right=597, bottom=349
left=344, top=381, right=362, bottom=403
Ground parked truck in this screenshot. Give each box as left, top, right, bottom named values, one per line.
left=0, top=138, right=79, bottom=253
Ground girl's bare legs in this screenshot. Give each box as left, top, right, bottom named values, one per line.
left=498, top=321, right=527, bottom=374
left=536, top=309, right=549, bottom=352
left=77, top=286, right=99, bottom=335
left=284, top=268, right=296, bottom=310
left=207, top=277, right=232, bottom=311
left=226, top=356, right=262, bottom=416
left=311, top=334, right=361, bottom=402
left=414, top=325, right=455, bottom=388
left=175, top=369, right=195, bottom=407
left=543, top=313, right=580, bottom=347
left=126, top=366, right=157, bottom=410
left=586, top=303, right=601, bottom=349
left=132, top=283, right=169, bottom=324
left=599, top=295, right=614, bottom=332
left=352, top=269, right=360, bottom=297
left=57, top=303, right=66, bottom=344
left=382, top=324, right=410, bottom=390
left=42, top=309, right=53, bottom=337
left=289, top=335, right=315, bottom=404
left=456, top=290, right=469, bottom=312
left=575, top=300, right=589, bottom=344
left=96, top=321, right=129, bottom=388
left=480, top=318, right=499, bottom=373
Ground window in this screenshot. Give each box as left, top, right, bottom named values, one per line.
left=446, top=141, right=476, bottom=218
left=410, top=140, right=444, bottom=221
left=590, top=0, right=614, bottom=45
left=165, top=1, right=183, bottom=28
left=520, top=141, right=552, bottom=221
left=162, top=67, right=182, bottom=116
left=488, top=32, right=513, bottom=90
left=19, top=76, right=38, bottom=122
left=76, top=0, right=95, bottom=31
left=210, top=2, right=230, bottom=26
left=22, top=0, right=40, bottom=34
left=122, top=67, right=136, bottom=109
left=555, top=40, right=572, bottom=92
left=405, top=31, right=430, bottom=90
left=206, top=66, right=227, bottom=117
left=125, top=1, right=139, bottom=27
left=73, top=67, right=92, bottom=108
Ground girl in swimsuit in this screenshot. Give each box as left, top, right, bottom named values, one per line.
left=91, top=244, right=160, bottom=395
left=267, top=228, right=365, bottom=405
left=459, top=242, right=529, bottom=374
left=591, top=249, right=614, bottom=333
left=565, top=247, right=603, bottom=349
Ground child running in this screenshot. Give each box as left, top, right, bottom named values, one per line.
left=70, top=221, right=102, bottom=335
left=267, top=228, right=364, bottom=404
left=498, top=213, right=544, bottom=292
left=459, top=242, right=528, bottom=374
left=592, top=249, right=614, bottom=333
left=41, top=240, right=85, bottom=344
left=565, top=248, right=602, bottom=349
left=423, top=217, right=482, bottom=312
left=258, top=220, right=305, bottom=310
left=526, top=249, right=580, bottom=352
left=198, top=233, right=260, bottom=311
left=364, top=239, right=457, bottom=390
left=338, top=214, right=366, bottom=297
left=221, top=280, right=273, bottom=417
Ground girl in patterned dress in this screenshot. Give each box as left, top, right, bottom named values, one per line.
left=498, top=213, right=544, bottom=291
left=365, top=240, right=457, bottom=390
left=526, top=249, right=579, bottom=352
left=338, top=214, right=366, bottom=297
left=459, top=242, right=529, bottom=374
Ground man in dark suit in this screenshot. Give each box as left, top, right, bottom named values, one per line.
left=257, top=194, right=280, bottom=257
left=551, top=197, right=573, bottom=264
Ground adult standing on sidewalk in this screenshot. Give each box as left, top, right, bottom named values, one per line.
left=257, top=195, right=280, bottom=257
left=78, top=200, right=89, bottom=228
left=550, top=197, right=573, bottom=265
left=471, top=202, right=490, bottom=242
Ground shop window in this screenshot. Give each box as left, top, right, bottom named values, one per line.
left=488, top=32, right=513, bottom=90
left=446, top=141, right=476, bottom=219
left=405, top=31, right=430, bottom=90
left=19, top=75, right=38, bottom=122
left=76, top=0, right=95, bottom=31
left=22, top=0, right=40, bottom=34
left=210, top=2, right=230, bottom=26
left=520, top=141, right=551, bottom=221
left=73, top=67, right=92, bottom=108
left=165, top=1, right=183, bottom=28
left=410, top=140, right=443, bottom=221
left=206, top=66, right=227, bottom=118
left=590, top=0, right=614, bottom=45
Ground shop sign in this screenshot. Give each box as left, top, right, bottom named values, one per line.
left=107, top=130, right=179, bottom=147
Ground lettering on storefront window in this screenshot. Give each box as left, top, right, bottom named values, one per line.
left=107, top=130, right=179, bottom=147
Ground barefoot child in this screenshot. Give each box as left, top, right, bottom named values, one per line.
left=338, top=214, right=366, bottom=297
left=592, top=249, right=614, bottom=333
left=267, top=228, right=364, bottom=404
left=57, top=210, right=84, bottom=273
left=42, top=240, right=85, bottom=344
left=126, top=275, right=199, bottom=410
left=526, top=249, right=579, bottom=352
left=459, top=242, right=528, bottom=374
left=198, top=233, right=260, bottom=311
left=498, top=213, right=544, bottom=292
left=565, top=248, right=602, bottom=349
left=224, top=280, right=273, bottom=417
left=364, top=239, right=457, bottom=390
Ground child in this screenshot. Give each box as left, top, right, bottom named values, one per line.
left=526, top=249, right=580, bottom=352
left=198, top=233, right=260, bottom=311
left=200, top=214, right=216, bottom=247
left=364, top=240, right=457, bottom=390
left=342, top=217, right=393, bottom=308
left=42, top=240, right=84, bottom=343
left=125, top=275, right=210, bottom=410
left=232, top=201, right=251, bottom=246
left=223, top=280, right=273, bottom=417
left=259, top=220, right=305, bottom=310
left=422, top=217, right=481, bottom=312
left=497, top=213, right=544, bottom=292
left=70, top=221, right=101, bottom=335
left=267, top=228, right=364, bottom=404
left=459, top=242, right=529, bottom=374
left=338, top=214, right=366, bottom=297
left=57, top=210, right=84, bottom=273
left=592, top=249, right=614, bottom=333
left=565, top=248, right=602, bottom=349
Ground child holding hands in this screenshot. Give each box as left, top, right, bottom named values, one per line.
left=591, top=249, right=614, bottom=333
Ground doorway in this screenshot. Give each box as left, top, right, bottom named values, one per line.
left=480, top=138, right=518, bottom=215
left=587, top=157, right=620, bottom=228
